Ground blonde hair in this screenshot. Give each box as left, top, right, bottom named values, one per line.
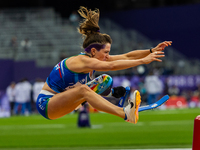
left=78, top=6, right=112, bottom=49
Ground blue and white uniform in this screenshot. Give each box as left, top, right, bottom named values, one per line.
left=36, top=53, right=113, bottom=119
left=36, top=53, right=94, bottom=119
left=46, top=56, right=94, bottom=93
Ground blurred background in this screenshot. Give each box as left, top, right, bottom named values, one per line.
left=0, top=0, right=200, bottom=149
left=0, top=0, right=200, bottom=117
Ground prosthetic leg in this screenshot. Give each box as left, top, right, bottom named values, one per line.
left=80, top=74, right=169, bottom=112
left=116, top=85, right=169, bottom=112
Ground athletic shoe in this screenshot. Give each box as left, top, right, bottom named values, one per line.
left=124, top=90, right=141, bottom=124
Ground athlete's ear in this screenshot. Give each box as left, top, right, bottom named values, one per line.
left=91, top=48, right=96, bottom=57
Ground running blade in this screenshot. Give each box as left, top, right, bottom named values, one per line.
left=138, top=95, right=169, bottom=112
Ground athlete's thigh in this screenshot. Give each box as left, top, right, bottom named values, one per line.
left=47, top=84, right=87, bottom=119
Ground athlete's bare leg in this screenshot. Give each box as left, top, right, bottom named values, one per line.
left=47, top=84, right=125, bottom=120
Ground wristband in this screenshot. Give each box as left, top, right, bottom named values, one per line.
left=150, top=48, right=153, bottom=53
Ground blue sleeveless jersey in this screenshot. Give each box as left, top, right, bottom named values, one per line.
left=46, top=54, right=94, bottom=93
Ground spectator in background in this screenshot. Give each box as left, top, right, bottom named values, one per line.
left=14, top=78, right=32, bottom=115
left=121, top=78, right=131, bottom=88
left=10, top=36, right=18, bottom=49
left=33, top=78, right=45, bottom=113
left=14, top=80, right=26, bottom=115
left=23, top=78, right=32, bottom=115
left=163, top=77, right=169, bottom=96
left=168, top=85, right=180, bottom=96
left=188, top=84, right=200, bottom=108
left=77, top=102, right=91, bottom=128
left=10, top=36, right=18, bottom=58
left=189, top=91, right=200, bottom=108
left=6, top=82, right=16, bottom=116
left=144, top=70, right=163, bottom=105
left=138, top=78, right=147, bottom=104
left=69, top=10, right=80, bottom=28
left=21, top=38, right=32, bottom=52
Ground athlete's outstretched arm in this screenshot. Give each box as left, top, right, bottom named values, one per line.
left=108, top=41, right=172, bottom=61
left=82, top=51, right=165, bottom=72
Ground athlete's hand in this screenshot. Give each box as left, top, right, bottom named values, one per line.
left=152, top=41, right=172, bottom=52
left=142, top=51, right=165, bottom=64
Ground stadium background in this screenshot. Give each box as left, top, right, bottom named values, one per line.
left=0, top=0, right=200, bottom=149
left=0, top=0, right=200, bottom=89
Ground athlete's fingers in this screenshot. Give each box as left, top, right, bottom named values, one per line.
left=162, top=41, right=169, bottom=46
left=154, top=51, right=164, bottom=55
left=166, top=41, right=172, bottom=44
left=164, top=41, right=172, bottom=46
left=155, top=54, right=165, bottom=58
left=153, top=58, right=162, bottom=62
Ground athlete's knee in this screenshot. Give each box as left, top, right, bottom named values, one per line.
left=79, top=84, right=92, bottom=95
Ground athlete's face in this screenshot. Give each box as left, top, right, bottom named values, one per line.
left=93, top=43, right=111, bottom=61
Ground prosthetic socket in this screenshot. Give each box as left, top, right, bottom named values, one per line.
left=77, top=74, right=126, bottom=109
left=86, top=74, right=126, bottom=98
